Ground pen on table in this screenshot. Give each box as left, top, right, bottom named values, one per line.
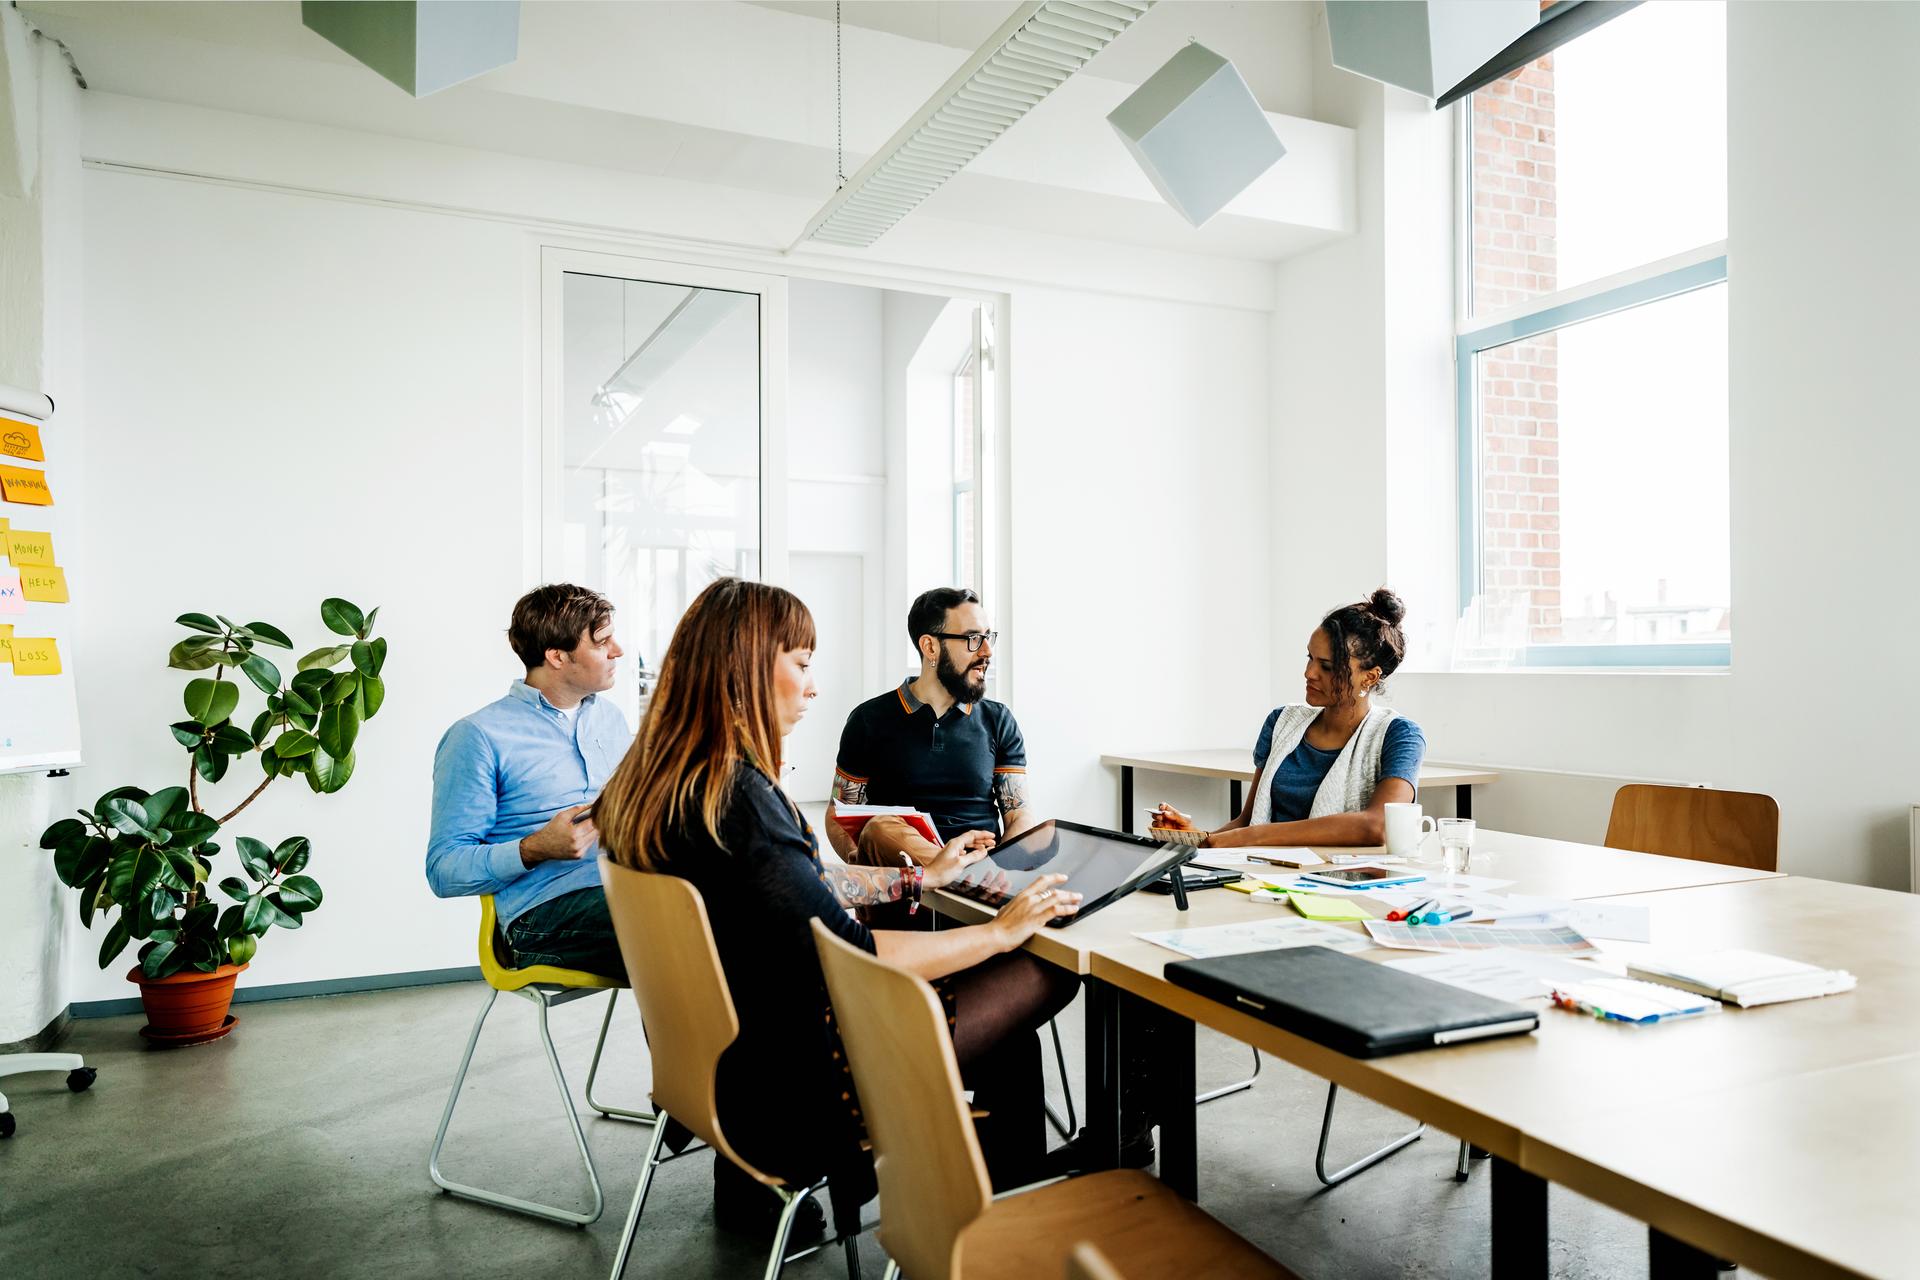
left=1387, top=896, right=1435, bottom=923
left=1413, top=905, right=1473, bottom=926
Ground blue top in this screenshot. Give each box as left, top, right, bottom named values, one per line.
left=428, top=681, right=633, bottom=926
left=1252, top=709, right=1426, bottom=824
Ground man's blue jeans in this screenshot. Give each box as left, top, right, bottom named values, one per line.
left=500, top=887, right=628, bottom=979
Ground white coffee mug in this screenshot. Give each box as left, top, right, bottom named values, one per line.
left=1383, top=802, right=1437, bottom=858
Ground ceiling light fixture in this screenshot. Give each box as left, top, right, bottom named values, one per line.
left=793, top=0, right=1155, bottom=251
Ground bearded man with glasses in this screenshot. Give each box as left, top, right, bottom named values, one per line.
left=824, top=586, right=1034, bottom=929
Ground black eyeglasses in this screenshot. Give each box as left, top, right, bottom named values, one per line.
left=930, top=630, right=998, bottom=653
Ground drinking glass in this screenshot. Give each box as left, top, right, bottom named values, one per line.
left=1437, top=818, right=1477, bottom=876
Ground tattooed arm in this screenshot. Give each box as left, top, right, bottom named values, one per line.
left=822, top=768, right=868, bottom=860
left=994, top=767, right=1040, bottom=839
left=821, top=861, right=907, bottom=906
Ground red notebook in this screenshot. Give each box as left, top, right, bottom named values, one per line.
left=830, top=804, right=941, bottom=845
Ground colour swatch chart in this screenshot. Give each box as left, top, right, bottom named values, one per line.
left=1364, top=919, right=1601, bottom=956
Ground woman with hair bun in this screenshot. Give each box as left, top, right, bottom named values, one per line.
left=1153, top=588, right=1426, bottom=847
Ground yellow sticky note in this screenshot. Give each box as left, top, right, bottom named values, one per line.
left=4, top=529, right=53, bottom=565
left=8, top=635, right=61, bottom=675
left=0, top=418, right=45, bottom=463
left=1286, top=892, right=1374, bottom=922
left=0, top=464, right=52, bottom=506
left=18, top=564, right=68, bottom=603
left=0, top=622, right=12, bottom=664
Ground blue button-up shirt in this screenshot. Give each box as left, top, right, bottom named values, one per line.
left=427, top=681, right=633, bottom=926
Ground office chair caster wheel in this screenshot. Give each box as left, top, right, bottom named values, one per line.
left=67, top=1068, right=97, bottom=1092
left=0, top=1112, right=15, bottom=1138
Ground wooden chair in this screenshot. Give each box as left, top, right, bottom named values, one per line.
left=810, top=920, right=1297, bottom=1280
left=1067, top=1242, right=1127, bottom=1280
left=427, top=894, right=652, bottom=1226
left=600, top=857, right=862, bottom=1280
left=1605, top=784, right=1780, bottom=871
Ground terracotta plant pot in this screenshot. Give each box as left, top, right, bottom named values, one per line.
left=127, top=962, right=248, bottom=1047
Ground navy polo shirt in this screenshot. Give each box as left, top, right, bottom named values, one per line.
left=834, top=680, right=1027, bottom=842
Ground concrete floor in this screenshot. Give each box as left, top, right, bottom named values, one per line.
left=0, top=981, right=1737, bottom=1279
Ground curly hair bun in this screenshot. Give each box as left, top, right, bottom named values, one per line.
left=1366, top=588, right=1407, bottom=627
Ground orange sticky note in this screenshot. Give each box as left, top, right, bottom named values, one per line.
left=0, top=418, right=44, bottom=463
left=7, top=635, right=61, bottom=675
left=18, top=564, right=67, bottom=603
left=4, top=528, right=53, bottom=565
left=0, top=464, right=52, bottom=506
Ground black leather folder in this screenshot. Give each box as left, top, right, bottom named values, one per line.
left=1164, top=946, right=1539, bottom=1058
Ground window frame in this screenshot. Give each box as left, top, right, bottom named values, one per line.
left=1454, top=90, right=1730, bottom=671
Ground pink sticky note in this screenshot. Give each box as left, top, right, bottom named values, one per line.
left=0, top=568, right=24, bottom=614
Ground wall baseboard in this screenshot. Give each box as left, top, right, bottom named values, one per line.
left=67, top=965, right=484, bottom=1020
left=0, top=1008, right=74, bottom=1055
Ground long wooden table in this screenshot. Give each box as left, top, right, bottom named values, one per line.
left=1101, top=749, right=1500, bottom=827
left=928, top=832, right=1920, bottom=1278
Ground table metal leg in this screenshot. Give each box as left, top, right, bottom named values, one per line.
left=1490, top=1156, right=1548, bottom=1280
left=1083, top=979, right=1122, bottom=1171
left=1228, top=779, right=1242, bottom=820
left=1457, top=783, right=1473, bottom=821
left=1649, top=1228, right=1722, bottom=1280
left=1120, top=767, right=1135, bottom=834
left=1135, top=996, right=1197, bottom=1201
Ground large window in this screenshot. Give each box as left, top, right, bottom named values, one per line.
left=1457, top=1, right=1728, bottom=668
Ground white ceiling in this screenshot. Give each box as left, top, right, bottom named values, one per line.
left=22, top=0, right=1353, bottom=261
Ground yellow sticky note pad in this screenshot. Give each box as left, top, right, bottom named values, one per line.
left=4, top=529, right=54, bottom=565
left=18, top=565, right=68, bottom=603
left=0, top=418, right=45, bottom=463
left=1286, top=892, right=1374, bottom=922
left=8, top=635, right=61, bottom=675
left=0, top=464, right=52, bottom=506
left=0, top=622, right=12, bottom=664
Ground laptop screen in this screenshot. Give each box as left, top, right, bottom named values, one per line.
left=941, top=819, right=1190, bottom=926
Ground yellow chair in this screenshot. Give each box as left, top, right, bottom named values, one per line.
left=428, top=894, right=654, bottom=1225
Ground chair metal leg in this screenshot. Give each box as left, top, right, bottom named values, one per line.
left=584, top=989, right=656, bottom=1124
left=1043, top=1017, right=1078, bottom=1140
left=428, top=987, right=606, bottom=1224
left=1197, top=1044, right=1262, bottom=1105
left=608, top=1110, right=671, bottom=1280
left=1456, top=1137, right=1473, bottom=1182
left=1314, top=1082, right=1425, bottom=1187
left=764, top=1185, right=814, bottom=1280
left=880, top=1261, right=900, bottom=1280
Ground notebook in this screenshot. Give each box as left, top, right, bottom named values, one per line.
left=1164, top=945, right=1539, bottom=1058
left=1625, top=949, right=1857, bottom=1008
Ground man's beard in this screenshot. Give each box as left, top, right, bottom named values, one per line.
left=936, top=648, right=988, bottom=704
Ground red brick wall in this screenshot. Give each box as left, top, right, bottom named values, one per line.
left=1471, top=59, right=1561, bottom=644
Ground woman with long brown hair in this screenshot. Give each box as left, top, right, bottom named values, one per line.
left=595, top=578, right=1080, bottom=1241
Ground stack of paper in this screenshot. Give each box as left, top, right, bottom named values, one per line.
left=1135, top=917, right=1372, bottom=960
left=1626, top=950, right=1857, bottom=1008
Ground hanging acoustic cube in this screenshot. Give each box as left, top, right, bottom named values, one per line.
left=1325, top=0, right=1537, bottom=100
left=301, top=1, right=520, bottom=98
left=1107, top=42, right=1287, bottom=229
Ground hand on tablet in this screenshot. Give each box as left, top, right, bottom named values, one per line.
left=925, top=829, right=997, bottom=888
left=992, top=874, right=1082, bottom=947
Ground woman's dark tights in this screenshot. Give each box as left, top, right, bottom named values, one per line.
left=948, top=948, right=1080, bottom=1189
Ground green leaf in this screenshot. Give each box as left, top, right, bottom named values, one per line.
left=168, top=637, right=227, bottom=671
left=194, top=747, right=231, bottom=784
left=249, top=710, right=275, bottom=746
left=227, top=933, right=258, bottom=965
left=104, top=797, right=155, bottom=839
left=260, top=897, right=301, bottom=930
left=236, top=836, right=274, bottom=882
left=165, top=812, right=219, bottom=847
left=350, top=640, right=375, bottom=676
left=363, top=606, right=380, bottom=634
left=140, top=847, right=182, bottom=895
left=308, top=747, right=355, bottom=795
left=324, top=671, right=357, bottom=706
left=274, top=729, right=318, bottom=758
left=218, top=903, right=247, bottom=937
left=218, top=875, right=251, bottom=902
left=94, top=786, right=149, bottom=822
left=140, top=938, right=184, bottom=979
left=318, top=698, right=361, bottom=759
left=359, top=675, right=386, bottom=720
left=282, top=686, right=317, bottom=718
left=176, top=613, right=222, bottom=635
left=369, top=635, right=388, bottom=674
left=55, top=836, right=112, bottom=888
left=77, top=871, right=106, bottom=929
left=171, top=719, right=206, bottom=748
left=240, top=653, right=283, bottom=696
left=291, top=667, right=332, bottom=699
left=213, top=724, right=256, bottom=755
left=39, top=818, right=86, bottom=851
left=321, top=597, right=365, bottom=637
left=184, top=678, right=240, bottom=727
left=99, top=919, right=132, bottom=969
left=242, top=621, right=293, bottom=649
left=143, top=787, right=190, bottom=827
left=241, top=894, right=271, bottom=934
left=278, top=873, right=323, bottom=911
left=274, top=837, right=311, bottom=875
left=297, top=644, right=352, bottom=672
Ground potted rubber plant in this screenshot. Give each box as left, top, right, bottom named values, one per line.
left=39, top=599, right=390, bottom=1046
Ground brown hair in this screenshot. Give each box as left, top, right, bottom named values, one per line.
left=1320, top=588, right=1408, bottom=699
left=595, top=578, right=816, bottom=869
left=508, top=584, right=614, bottom=670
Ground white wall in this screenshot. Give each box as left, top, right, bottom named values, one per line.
left=1276, top=1, right=1920, bottom=885
left=56, top=91, right=1276, bottom=1000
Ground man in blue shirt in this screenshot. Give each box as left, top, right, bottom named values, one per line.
left=428, top=584, right=633, bottom=975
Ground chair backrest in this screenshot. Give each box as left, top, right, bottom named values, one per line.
left=1067, top=1243, right=1128, bottom=1280
left=599, top=855, right=775, bottom=1185
left=811, top=921, right=992, bottom=1280
left=1604, top=784, right=1780, bottom=872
